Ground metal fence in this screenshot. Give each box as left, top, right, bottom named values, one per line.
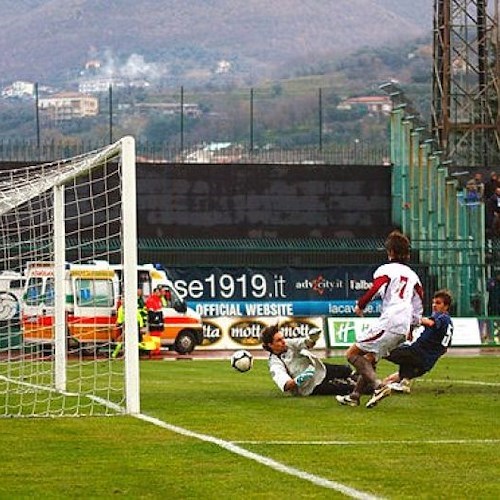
left=0, top=139, right=389, bottom=165
left=389, top=105, right=490, bottom=316
left=1, top=121, right=497, bottom=316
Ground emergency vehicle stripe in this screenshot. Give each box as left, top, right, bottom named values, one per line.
left=67, top=316, right=115, bottom=324
left=162, top=316, right=201, bottom=325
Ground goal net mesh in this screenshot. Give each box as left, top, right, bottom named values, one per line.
left=0, top=137, right=138, bottom=418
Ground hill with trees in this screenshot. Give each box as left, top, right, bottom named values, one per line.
left=0, top=1, right=435, bottom=152
left=0, top=0, right=432, bottom=86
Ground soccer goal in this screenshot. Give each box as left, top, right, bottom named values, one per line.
left=0, top=136, right=140, bottom=418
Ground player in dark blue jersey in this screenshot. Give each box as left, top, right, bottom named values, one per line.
left=365, top=289, right=453, bottom=407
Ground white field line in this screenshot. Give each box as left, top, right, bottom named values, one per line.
left=131, top=376, right=498, bottom=498
left=419, top=378, right=500, bottom=387
left=3, top=374, right=495, bottom=498
left=233, top=439, right=500, bottom=446
left=0, top=377, right=378, bottom=497
left=231, top=378, right=499, bottom=446
left=0, top=374, right=80, bottom=397
left=135, top=412, right=383, bottom=500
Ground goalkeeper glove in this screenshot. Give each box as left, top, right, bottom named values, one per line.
left=294, top=367, right=315, bottom=387
left=307, top=328, right=321, bottom=343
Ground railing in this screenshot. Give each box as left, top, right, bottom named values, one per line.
left=389, top=105, right=487, bottom=315
left=0, top=139, right=389, bottom=165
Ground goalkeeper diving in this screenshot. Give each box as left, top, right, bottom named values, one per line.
left=260, top=324, right=356, bottom=396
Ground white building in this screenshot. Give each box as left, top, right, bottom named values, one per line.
left=185, top=142, right=242, bottom=163
left=78, top=78, right=128, bottom=93
left=134, top=102, right=201, bottom=117
left=337, top=95, right=392, bottom=115
left=38, top=92, right=99, bottom=121
left=1, top=80, right=35, bottom=98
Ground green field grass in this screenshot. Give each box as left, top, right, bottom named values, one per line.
left=0, top=355, right=498, bottom=499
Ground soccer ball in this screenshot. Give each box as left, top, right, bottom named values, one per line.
left=230, top=349, right=253, bottom=373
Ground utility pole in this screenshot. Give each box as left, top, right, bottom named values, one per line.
left=108, top=84, right=113, bottom=144
left=35, top=82, right=40, bottom=159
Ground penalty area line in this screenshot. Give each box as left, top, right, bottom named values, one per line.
left=135, top=412, right=383, bottom=500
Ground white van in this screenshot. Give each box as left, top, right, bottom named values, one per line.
left=21, top=261, right=204, bottom=355
left=21, top=261, right=119, bottom=346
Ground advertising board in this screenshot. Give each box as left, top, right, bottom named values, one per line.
left=198, top=316, right=326, bottom=351
left=325, top=317, right=482, bottom=347
left=167, top=266, right=381, bottom=317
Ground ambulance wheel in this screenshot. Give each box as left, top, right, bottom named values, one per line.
left=174, top=331, right=196, bottom=354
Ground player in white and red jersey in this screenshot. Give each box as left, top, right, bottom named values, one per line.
left=336, top=230, right=424, bottom=408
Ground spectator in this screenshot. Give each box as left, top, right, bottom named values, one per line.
left=261, top=324, right=356, bottom=397
left=137, top=288, right=147, bottom=325
left=487, top=273, right=500, bottom=316
left=471, top=172, right=485, bottom=200
left=137, top=287, right=145, bottom=309
left=159, top=286, right=173, bottom=308
left=464, top=179, right=481, bottom=204
left=336, top=230, right=424, bottom=409
left=145, top=287, right=162, bottom=311
left=145, top=287, right=163, bottom=334
left=486, top=186, right=500, bottom=237
left=112, top=295, right=148, bottom=358
left=483, top=171, right=498, bottom=200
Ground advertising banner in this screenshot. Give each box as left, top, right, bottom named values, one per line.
left=165, top=267, right=495, bottom=349
left=326, top=317, right=482, bottom=347
left=198, top=316, right=326, bottom=350
left=167, top=266, right=380, bottom=317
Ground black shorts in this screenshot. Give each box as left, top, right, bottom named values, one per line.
left=311, top=363, right=354, bottom=396
left=385, top=345, right=428, bottom=380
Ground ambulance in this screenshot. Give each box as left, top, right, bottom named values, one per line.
left=111, top=264, right=203, bottom=354
left=21, top=262, right=203, bottom=355
left=21, top=261, right=120, bottom=347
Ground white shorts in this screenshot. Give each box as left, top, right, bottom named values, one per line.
left=356, top=330, right=406, bottom=361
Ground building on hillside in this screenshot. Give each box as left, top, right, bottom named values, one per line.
left=1, top=81, right=35, bottom=99
left=184, top=142, right=242, bottom=163
left=78, top=78, right=126, bottom=93
left=215, top=60, right=232, bottom=74
left=133, top=102, right=201, bottom=117
left=337, top=95, right=392, bottom=115
left=38, top=92, right=99, bottom=121
left=84, top=59, right=102, bottom=71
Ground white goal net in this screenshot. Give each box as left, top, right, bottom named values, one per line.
left=0, top=136, right=139, bottom=418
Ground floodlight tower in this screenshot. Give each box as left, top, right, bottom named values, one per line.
left=432, top=0, right=500, bottom=167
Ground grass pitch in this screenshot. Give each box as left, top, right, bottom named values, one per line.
left=0, top=354, right=498, bottom=499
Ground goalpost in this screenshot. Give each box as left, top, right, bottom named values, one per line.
left=0, top=136, right=139, bottom=417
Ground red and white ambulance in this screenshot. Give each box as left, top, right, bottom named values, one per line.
left=112, top=264, right=203, bottom=354
left=22, top=261, right=120, bottom=346
left=21, top=262, right=203, bottom=354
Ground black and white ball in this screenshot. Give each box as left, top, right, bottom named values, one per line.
left=230, top=349, right=253, bottom=372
